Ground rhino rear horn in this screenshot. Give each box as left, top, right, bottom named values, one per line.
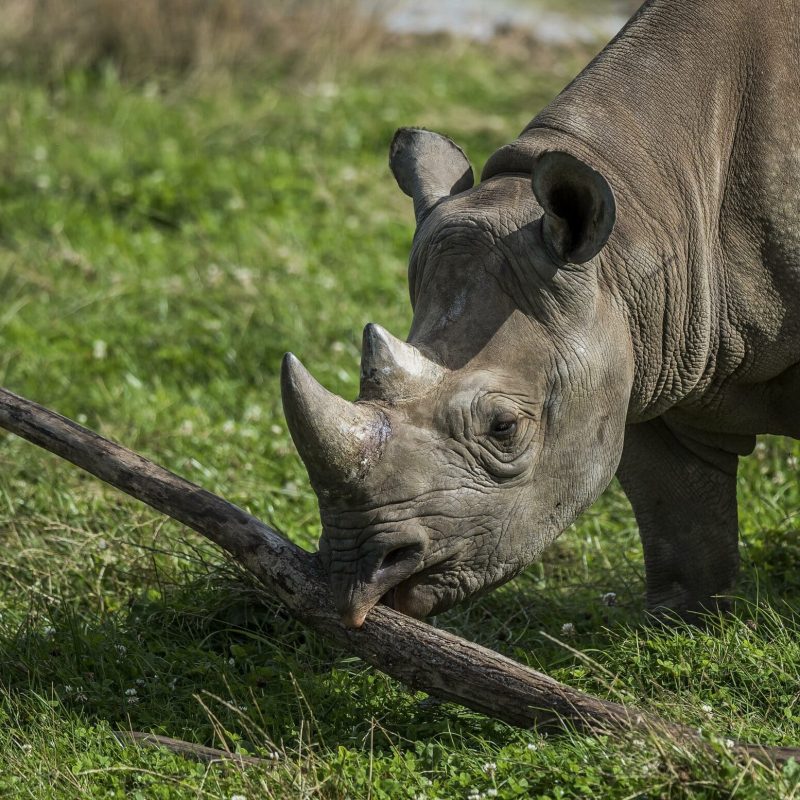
left=532, top=150, right=616, bottom=264
left=390, top=128, right=474, bottom=225
left=359, top=323, right=444, bottom=401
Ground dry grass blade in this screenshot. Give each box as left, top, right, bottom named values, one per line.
left=0, top=0, right=384, bottom=78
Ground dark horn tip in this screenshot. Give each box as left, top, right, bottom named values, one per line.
left=281, top=351, right=300, bottom=377
left=280, top=353, right=305, bottom=404
left=362, top=322, right=385, bottom=343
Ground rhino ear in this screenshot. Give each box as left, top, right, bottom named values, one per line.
left=390, top=128, right=474, bottom=225
left=532, top=150, right=616, bottom=265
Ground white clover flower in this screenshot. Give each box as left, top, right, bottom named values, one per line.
left=115, top=644, right=127, bottom=657
left=230, top=795, right=247, bottom=800
left=560, top=622, right=576, bottom=638
left=481, top=761, right=497, bottom=775
left=243, top=404, right=263, bottom=422
left=92, top=340, right=107, bottom=360
left=641, top=757, right=663, bottom=776
left=207, top=264, right=223, bottom=286
left=227, top=195, right=246, bottom=213
left=701, top=704, right=713, bottom=714
left=486, top=790, right=498, bottom=798
left=725, top=739, right=735, bottom=749
left=125, top=687, right=138, bottom=697
left=179, top=420, right=195, bottom=436
left=42, top=626, right=55, bottom=638
left=601, top=592, right=617, bottom=606
left=526, top=741, right=538, bottom=751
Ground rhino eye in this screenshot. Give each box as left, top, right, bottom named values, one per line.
left=489, top=412, right=517, bottom=439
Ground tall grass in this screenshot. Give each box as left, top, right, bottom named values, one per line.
left=0, top=0, right=383, bottom=79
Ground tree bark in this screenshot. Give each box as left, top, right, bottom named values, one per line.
left=0, top=386, right=794, bottom=766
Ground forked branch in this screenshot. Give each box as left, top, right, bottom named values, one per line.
left=0, top=386, right=795, bottom=766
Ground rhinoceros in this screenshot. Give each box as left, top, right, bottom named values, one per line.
left=281, top=0, right=800, bottom=627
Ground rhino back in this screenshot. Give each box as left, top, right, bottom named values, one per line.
left=486, top=0, right=800, bottom=435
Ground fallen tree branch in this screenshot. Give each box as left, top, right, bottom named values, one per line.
left=0, top=386, right=796, bottom=766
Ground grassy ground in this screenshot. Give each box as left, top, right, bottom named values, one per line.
left=0, top=24, right=799, bottom=800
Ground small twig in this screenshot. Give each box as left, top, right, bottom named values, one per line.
left=112, top=730, right=270, bottom=767
left=0, top=386, right=797, bottom=767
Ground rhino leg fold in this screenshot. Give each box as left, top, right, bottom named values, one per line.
left=617, top=417, right=751, bottom=620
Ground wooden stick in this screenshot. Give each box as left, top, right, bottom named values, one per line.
left=0, top=386, right=795, bottom=765
left=113, top=730, right=271, bottom=767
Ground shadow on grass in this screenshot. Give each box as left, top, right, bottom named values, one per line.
left=0, top=571, right=515, bottom=758
left=1, top=523, right=798, bottom=759
left=0, top=538, right=654, bottom=762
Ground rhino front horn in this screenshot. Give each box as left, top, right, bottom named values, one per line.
left=359, top=323, right=444, bottom=401
left=281, top=353, right=387, bottom=489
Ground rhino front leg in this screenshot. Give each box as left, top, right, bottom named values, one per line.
left=617, top=417, right=755, bottom=618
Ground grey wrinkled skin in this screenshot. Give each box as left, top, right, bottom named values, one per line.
left=282, top=0, right=800, bottom=627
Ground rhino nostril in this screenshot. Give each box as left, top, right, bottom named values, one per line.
left=377, top=543, right=422, bottom=574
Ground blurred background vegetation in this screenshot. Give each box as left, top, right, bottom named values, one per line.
left=0, top=0, right=383, bottom=78
left=0, top=0, right=639, bottom=79
left=0, top=1, right=798, bottom=798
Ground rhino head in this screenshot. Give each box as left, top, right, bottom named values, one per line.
left=282, top=128, right=634, bottom=627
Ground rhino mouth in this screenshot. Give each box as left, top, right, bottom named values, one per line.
left=378, top=560, right=459, bottom=619
left=379, top=583, right=420, bottom=613
left=380, top=581, right=434, bottom=619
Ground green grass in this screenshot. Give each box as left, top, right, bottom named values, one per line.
left=0, top=38, right=799, bottom=799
